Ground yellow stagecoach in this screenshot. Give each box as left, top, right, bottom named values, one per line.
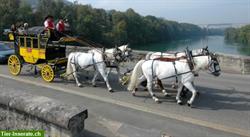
left=8, top=26, right=74, bottom=82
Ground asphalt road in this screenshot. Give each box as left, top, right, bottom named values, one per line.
left=0, top=64, right=250, bottom=137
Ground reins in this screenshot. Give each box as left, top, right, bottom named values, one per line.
left=59, top=32, right=106, bottom=56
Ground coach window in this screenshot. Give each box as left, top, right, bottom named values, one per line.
left=26, top=38, right=31, bottom=48
left=19, top=37, right=25, bottom=47
left=33, top=38, right=38, bottom=48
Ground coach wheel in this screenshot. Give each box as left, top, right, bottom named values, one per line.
left=8, top=55, right=22, bottom=76
left=41, top=64, right=55, bottom=82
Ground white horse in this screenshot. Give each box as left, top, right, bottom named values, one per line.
left=144, top=47, right=210, bottom=92
left=66, top=50, right=114, bottom=92
left=127, top=51, right=221, bottom=106
left=89, top=44, right=132, bottom=81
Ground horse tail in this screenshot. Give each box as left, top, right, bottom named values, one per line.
left=145, top=52, right=154, bottom=60
left=66, top=53, right=74, bottom=80
left=127, top=60, right=145, bottom=91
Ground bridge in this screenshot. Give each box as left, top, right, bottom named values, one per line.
left=197, top=22, right=249, bottom=28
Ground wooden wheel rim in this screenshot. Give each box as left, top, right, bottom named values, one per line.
left=8, top=55, right=21, bottom=76
left=41, top=65, right=54, bottom=82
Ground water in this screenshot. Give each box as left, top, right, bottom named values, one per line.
left=131, top=36, right=250, bottom=56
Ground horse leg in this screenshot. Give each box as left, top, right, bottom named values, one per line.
left=115, top=67, right=122, bottom=82
left=72, top=64, right=82, bottom=87
left=176, top=83, right=184, bottom=105
left=183, top=82, right=198, bottom=107
left=157, top=79, right=169, bottom=96
left=92, top=71, right=99, bottom=87
left=107, top=67, right=112, bottom=77
left=145, top=75, right=160, bottom=103
left=148, top=81, right=160, bottom=103
left=132, top=75, right=146, bottom=96
left=98, top=67, right=113, bottom=92
left=191, top=81, right=200, bottom=97
left=180, top=86, right=188, bottom=98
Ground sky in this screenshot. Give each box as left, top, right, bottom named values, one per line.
left=70, top=0, right=250, bottom=25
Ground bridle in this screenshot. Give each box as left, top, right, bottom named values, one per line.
left=113, top=47, right=123, bottom=62
left=114, top=46, right=132, bottom=62
left=185, top=47, right=220, bottom=75
left=208, top=53, right=221, bottom=76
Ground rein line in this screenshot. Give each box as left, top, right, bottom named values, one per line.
left=159, top=70, right=193, bottom=81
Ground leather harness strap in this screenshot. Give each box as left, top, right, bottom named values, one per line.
left=155, top=56, right=186, bottom=62
left=172, top=61, right=178, bottom=83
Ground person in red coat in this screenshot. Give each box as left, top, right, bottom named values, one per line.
left=44, top=15, right=55, bottom=30
left=44, top=15, right=57, bottom=40
left=56, top=19, right=65, bottom=33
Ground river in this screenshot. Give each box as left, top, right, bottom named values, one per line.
left=131, top=36, right=250, bottom=56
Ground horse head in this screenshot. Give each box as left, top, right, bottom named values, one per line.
left=208, top=53, right=221, bottom=76
left=112, top=45, right=123, bottom=62
left=118, top=44, right=132, bottom=61
left=190, top=47, right=210, bottom=57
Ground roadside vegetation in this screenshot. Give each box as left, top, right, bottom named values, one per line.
left=1, top=0, right=206, bottom=46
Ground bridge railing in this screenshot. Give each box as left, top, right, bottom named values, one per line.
left=1, top=41, right=250, bottom=75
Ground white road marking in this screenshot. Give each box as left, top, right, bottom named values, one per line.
left=0, top=73, right=249, bottom=137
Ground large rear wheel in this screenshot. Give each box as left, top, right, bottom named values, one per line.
left=8, top=55, right=22, bottom=76
left=41, top=64, right=55, bottom=82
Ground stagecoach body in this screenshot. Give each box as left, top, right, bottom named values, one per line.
left=8, top=26, right=69, bottom=82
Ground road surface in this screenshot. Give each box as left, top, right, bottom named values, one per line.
left=0, top=64, right=250, bottom=137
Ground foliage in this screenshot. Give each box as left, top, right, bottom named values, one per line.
left=0, top=0, right=205, bottom=47
left=225, top=25, right=250, bottom=45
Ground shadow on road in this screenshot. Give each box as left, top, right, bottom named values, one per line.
left=83, top=130, right=107, bottom=137
left=193, top=86, right=250, bottom=111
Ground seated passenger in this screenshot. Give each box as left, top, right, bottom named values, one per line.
left=44, top=15, right=56, bottom=40
left=56, top=18, right=65, bottom=38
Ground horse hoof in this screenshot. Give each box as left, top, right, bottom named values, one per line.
left=187, top=103, right=193, bottom=108
left=92, top=84, right=97, bottom=87
left=132, top=92, right=136, bottom=96
left=109, top=89, right=114, bottom=93
left=77, top=84, right=83, bottom=87
left=154, top=99, right=161, bottom=104
left=156, top=100, right=161, bottom=104
left=177, top=100, right=183, bottom=105
left=153, top=97, right=161, bottom=103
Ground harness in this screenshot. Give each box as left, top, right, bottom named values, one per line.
left=185, top=48, right=195, bottom=71
left=156, top=56, right=186, bottom=62
left=150, top=48, right=201, bottom=83
left=172, top=61, right=178, bottom=83
left=92, top=52, right=96, bottom=70
left=149, top=58, right=193, bottom=84
left=65, top=50, right=122, bottom=77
